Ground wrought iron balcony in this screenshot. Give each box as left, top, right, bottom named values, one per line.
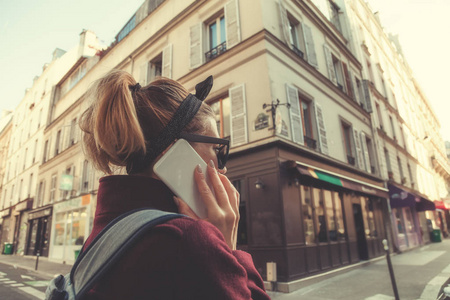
left=205, top=42, right=227, bottom=62
left=347, top=155, right=355, bottom=166
left=292, top=45, right=304, bottom=59
left=304, top=135, right=317, bottom=150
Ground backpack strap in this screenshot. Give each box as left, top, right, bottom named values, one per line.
left=70, top=208, right=185, bottom=299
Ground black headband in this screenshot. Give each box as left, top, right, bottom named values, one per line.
left=126, top=76, right=213, bottom=174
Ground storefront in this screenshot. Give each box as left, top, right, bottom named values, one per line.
left=49, top=195, right=92, bottom=263
left=388, top=183, right=435, bottom=251
left=0, top=208, right=11, bottom=247
left=227, top=142, right=389, bottom=291
left=26, top=206, right=52, bottom=257
left=12, top=198, right=34, bottom=255
left=434, top=200, right=449, bottom=238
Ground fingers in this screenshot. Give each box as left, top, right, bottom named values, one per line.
left=194, top=164, right=217, bottom=210
left=219, top=174, right=239, bottom=216
left=206, top=160, right=229, bottom=208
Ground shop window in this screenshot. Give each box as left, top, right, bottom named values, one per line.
left=393, top=208, right=404, bottom=235
left=313, top=188, right=327, bottom=243
left=361, top=197, right=377, bottom=238
left=404, top=207, right=416, bottom=233
left=54, top=212, right=66, bottom=245
left=301, top=185, right=315, bottom=244
left=232, top=179, right=247, bottom=246
left=324, top=190, right=336, bottom=241
left=333, top=192, right=346, bottom=241
left=209, top=96, right=231, bottom=139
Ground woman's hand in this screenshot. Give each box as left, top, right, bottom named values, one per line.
left=174, top=160, right=240, bottom=250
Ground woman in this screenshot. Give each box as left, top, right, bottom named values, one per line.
left=79, top=70, right=271, bottom=299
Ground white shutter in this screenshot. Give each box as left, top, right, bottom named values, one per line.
left=302, top=24, right=318, bottom=67
left=64, top=124, right=70, bottom=149
left=78, top=160, right=83, bottom=195
left=352, top=128, right=364, bottom=169
left=162, top=44, right=172, bottom=79
left=323, top=45, right=337, bottom=85
left=139, top=63, right=148, bottom=86
left=229, top=84, right=248, bottom=146
left=278, top=0, right=291, bottom=46
left=189, top=23, right=203, bottom=69
left=360, top=132, right=371, bottom=172
left=225, top=0, right=241, bottom=49
left=314, top=102, right=329, bottom=155
left=286, top=84, right=304, bottom=145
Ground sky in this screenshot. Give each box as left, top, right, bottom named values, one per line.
left=1, top=0, right=449, bottom=141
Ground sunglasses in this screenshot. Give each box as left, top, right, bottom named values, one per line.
left=179, top=132, right=230, bottom=169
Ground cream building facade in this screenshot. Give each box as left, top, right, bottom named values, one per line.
left=0, top=111, right=13, bottom=245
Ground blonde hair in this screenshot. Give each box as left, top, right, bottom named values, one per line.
left=80, top=70, right=214, bottom=174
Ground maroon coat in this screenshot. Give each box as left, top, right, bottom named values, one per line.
left=84, top=175, right=270, bottom=300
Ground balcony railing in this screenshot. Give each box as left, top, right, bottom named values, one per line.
left=205, top=42, right=227, bottom=62
left=304, top=136, right=317, bottom=150
left=292, top=45, right=304, bottom=59
left=347, top=155, right=355, bottom=166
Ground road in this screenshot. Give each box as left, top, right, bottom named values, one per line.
left=0, top=262, right=50, bottom=300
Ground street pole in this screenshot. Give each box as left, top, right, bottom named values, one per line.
left=35, top=251, right=40, bottom=271
left=382, top=239, right=400, bottom=300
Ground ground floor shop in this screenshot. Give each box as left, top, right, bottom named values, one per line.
left=388, top=183, right=436, bottom=251
left=48, top=195, right=93, bottom=263
left=227, top=142, right=389, bottom=291
left=25, top=206, right=52, bottom=257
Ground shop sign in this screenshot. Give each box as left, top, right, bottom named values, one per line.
left=60, top=174, right=74, bottom=191
left=54, top=197, right=81, bottom=212
left=29, top=208, right=52, bottom=220
left=0, top=208, right=11, bottom=218
left=16, top=198, right=33, bottom=212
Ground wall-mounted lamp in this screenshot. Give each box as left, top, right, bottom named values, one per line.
left=255, top=178, right=265, bottom=190
left=294, top=178, right=300, bottom=187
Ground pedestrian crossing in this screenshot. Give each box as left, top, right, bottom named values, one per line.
left=0, top=270, right=48, bottom=299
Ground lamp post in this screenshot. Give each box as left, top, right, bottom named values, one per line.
left=262, top=99, right=290, bottom=132
left=383, top=239, right=399, bottom=300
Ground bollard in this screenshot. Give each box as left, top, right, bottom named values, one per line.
left=382, top=239, right=399, bottom=300
left=35, top=251, right=40, bottom=271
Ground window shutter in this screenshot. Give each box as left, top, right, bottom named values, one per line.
left=63, top=124, right=70, bottom=149
left=225, top=0, right=241, bottom=49
left=342, top=63, right=352, bottom=97
left=313, top=102, right=329, bottom=155
left=79, top=160, right=83, bottom=194
left=362, top=80, right=373, bottom=113
left=286, top=84, right=304, bottom=145
left=229, top=84, right=248, bottom=146
left=190, top=23, right=203, bottom=69
left=162, top=44, right=172, bottom=79
left=323, top=45, right=337, bottom=85
left=139, top=63, right=148, bottom=86
left=302, top=24, right=318, bottom=67
left=360, top=132, right=371, bottom=172
left=352, top=128, right=364, bottom=169
left=278, top=0, right=291, bottom=46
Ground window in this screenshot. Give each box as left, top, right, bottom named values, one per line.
left=38, top=109, right=42, bottom=129
left=366, top=60, right=374, bottom=82
left=407, top=164, right=414, bottom=186
left=232, top=179, right=247, bottom=246
left=366, top=137, right=376, bottom=174
left=341, top=122, right=354, bottom=165
left=147, top=54, right=162, bottom=83
left=384, top=148, right=392, bottom=174
left=23, top=148, right=28, bottom=170
left=300, top=98, right=316, bottom=149
left=69, top=118, right=77, bottom=146
left=60, top=61, right=87, bottom=97
left=62, top=166, right=74, bottom=199
left=82, top=160, right=90, bottom=193
left=33, top=139, right=38, bottom=163
left=342, top=63, right=353, bottom=99
left=55, top=130, right=61, bottom=155
left=389, top=116, right=396, bottom=141
left=313, top=188, right=327, bottom=243
left=398, top=157, right=405, bottom=184
left=355, top=77, right=364, bottom=105
left=288, top=16, right=306, bottom=58
left=19, top=179, right=23, bottom=202
left=331, top=55, right=345, bottom=91
left=404, top=207, right=415, bottom=233
left=50, top=174, right=57, bottom=203
left=333, top=192, right=345, bottom=241
left=209, top=96, right=231, bottom=139
left=376, top=103, right=383, bottom=129
left=301, top=185, right=315, bottom=244
left=43, top=139, right=49, bottom=162
left=28, top=173, right=33, bottom=198
left=329, top=0, right=342, bottom=32
left=117, top=15, right=136, bottom=42
left=206, top=16, right=227, bottom=62
left=37, top=181, right=45, bottom=207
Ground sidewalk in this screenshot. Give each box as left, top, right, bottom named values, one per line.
left=266, top=238, right=450, bottom=299
left=0, top=254, right=72, bottom=279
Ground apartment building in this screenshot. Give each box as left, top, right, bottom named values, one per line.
left=0, top=111, right=13, bottom=245
left=344, top=0, right=450, bottom=250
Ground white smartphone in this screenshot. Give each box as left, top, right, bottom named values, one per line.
left=153, top=139, right=210, bottom=219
